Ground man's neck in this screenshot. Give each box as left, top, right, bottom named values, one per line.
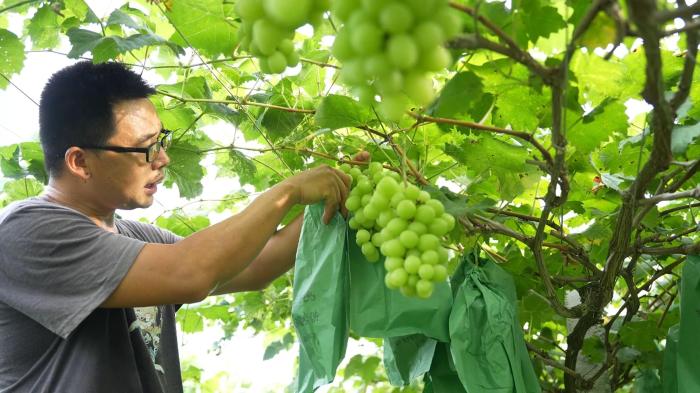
left=42, top=181, right=117, bottom=232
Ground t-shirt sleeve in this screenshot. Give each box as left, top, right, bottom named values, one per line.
left=0, top=204, right=146, bottom=339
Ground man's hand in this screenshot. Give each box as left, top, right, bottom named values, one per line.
left=281, top=151, right=370, bottom=224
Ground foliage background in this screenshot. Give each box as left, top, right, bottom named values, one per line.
left=0, top=0, right=699, bottom=392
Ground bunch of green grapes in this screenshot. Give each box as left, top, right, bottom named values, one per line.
left=330, top=0, right=462, bottom=121
left=340, top=162, right=456, bottom=299
left=235, top=0, right=329, bottom=73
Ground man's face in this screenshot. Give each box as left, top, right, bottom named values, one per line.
left=88, top=98, right=170, bottom=210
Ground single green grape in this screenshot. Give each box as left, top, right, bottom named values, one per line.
left=267, top=51, right=287, bottom=74
left=404, top=254, right=421, bottom=274
left=345, top=196, right=361, bottom=213
left=435, top=7, right=463, bottom=38
left=404, top=72, right=435, bottom=106
left=433, top=264, right=448, bottom=282
left=235, top=0, right=265, bottom=20
left=418, top=264, right=435, bottom=280
left=370, top=193, right=390, bottom=210
left=416, top=279, right=434, bottom=298
left=421, top=250, right=439, bottom=265
left=332, top=28, right=356, bottom=61
left=400, top=284, right=417, bottom=297
left=404, top=184, right=421, bottom=200
left=356, top=229, right=371, bottom=245
left=417, top=190, right=431, bottom=202
left=396, top=199, right=417, bottom=219
left=385, top=256, right=404, bottom=272
left=428, top=218, right=448, bottom=236
left=253, top=19, right=283, bottom=56
left=381, top=239, right=406, bottom=258
left=371, top=232, right=385, bottom=247
left=263, top=0, right=311, bottom=28
left=418, top=234, right=440, bottom=252
left=415, top=204, right=436, bottom=225
left=363, top=204, right=380, bottom=220
left=390, top=192, right=406, bottom=208
left=413, top=21, right=444, bottom=50
left=376, top=176, right=399, bottom=197
left=379, top=2, right=414, bottom=34
left=442, top=213, right=456, bottom=231
left=387, top=34, right=418, bottom=69
left=386, top=217, right=409, bottom=237
left=418, top=45, right=452, bottom=72
left=368, top=161, right=383, bottom=174
left=399, top=229, right=419, bottom=249
left=379, top=94, right=409, bottom=122
left=408, top=221, right=428, bottom=236
left=426, top=199, right=445, bottom=216
left=352, top=22, right=383, bottom=55
left=388, top=268, right=409, bottom=287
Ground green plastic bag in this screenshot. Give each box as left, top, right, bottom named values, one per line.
left=383, top=334, right=437, bottom=387
left=663, top=254, right=700, bottom=393
left=423, top=342, right=467, bottom=393
left=448, top=254, right=541, bottom=393
left=663, top=324, right=679, bottom=393
left=347, top=228, right=452, bottom=341
left=292, top=204, right=350, bottom=393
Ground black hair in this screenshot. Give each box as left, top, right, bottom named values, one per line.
left=39, top=61, right=156, bottom=177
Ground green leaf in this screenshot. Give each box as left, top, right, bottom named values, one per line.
left=582, top=336, right=605, bottom=363
left=164, top=142, right=205, bottom=199
left=619, top=320, right=660, bottom=352
left=67, top=28, right=184, bottom=62
left=315, top=95, right=372, bottom=131
left=106, top=9, right=145, bottom=30
left=521, top=1, right=566, bottom=43
left=26, top=5, right=61, bottom=50
left=63, top=0, right=90, bottom=21
left=65, top=28, right=102, bottom=58
left=579, top=12, right=617, bottom=50
left=569, top=99, right=628, bottom=155
left=155, top=213, right=210, bottom=236
left=227, top=150, right=257, bottom=185
left=671, top=123, right=700, bottom=155
left=177, top=311, right=204, bottom=333
left=166, top=0, right=237, bottom=58
left=430, top=71, right=493, bottom=127
left=262, top=333, right=294, bottom=360
left=0, top=29, right=25, bottom=90
left=2, top=178, right=44, bottom=202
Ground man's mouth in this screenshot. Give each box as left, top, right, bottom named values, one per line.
left=145, top=177, right=163, bottom=193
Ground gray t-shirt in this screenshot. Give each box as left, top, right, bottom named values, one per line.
left=0, top=198, right=184, bottom=393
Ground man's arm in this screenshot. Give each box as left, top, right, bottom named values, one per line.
left=101, top=166, right=350, bottom=308
left=210, top=212, right=303, bottom=294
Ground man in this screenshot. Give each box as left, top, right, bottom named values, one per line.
left=0, top=61, right=365, bottom=392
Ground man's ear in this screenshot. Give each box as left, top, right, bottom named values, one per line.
left=63, top=147, right=92, bottom=181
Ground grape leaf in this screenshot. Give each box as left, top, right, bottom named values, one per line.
left=0, top=29, right=25, bottom=89
left=315, top=95, right=372, bottom=130
left=26, top=5, right=61, bottom=50
left=166, top=0, right=237, bottom=58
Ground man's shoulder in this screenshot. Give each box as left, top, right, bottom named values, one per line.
left=0, top=197, right=84, bottom=225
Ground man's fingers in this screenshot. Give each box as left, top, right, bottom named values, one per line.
left=353, top=151, right=370, bottom=162
left=335, top=168, right=352, bottom=189
left=323, top=187, right=341, bottom=224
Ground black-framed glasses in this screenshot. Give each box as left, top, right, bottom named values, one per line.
left=79, top=129, right=173, bottom=163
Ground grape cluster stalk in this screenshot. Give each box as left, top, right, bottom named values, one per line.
left=341, top=162, right=456, bottom=299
